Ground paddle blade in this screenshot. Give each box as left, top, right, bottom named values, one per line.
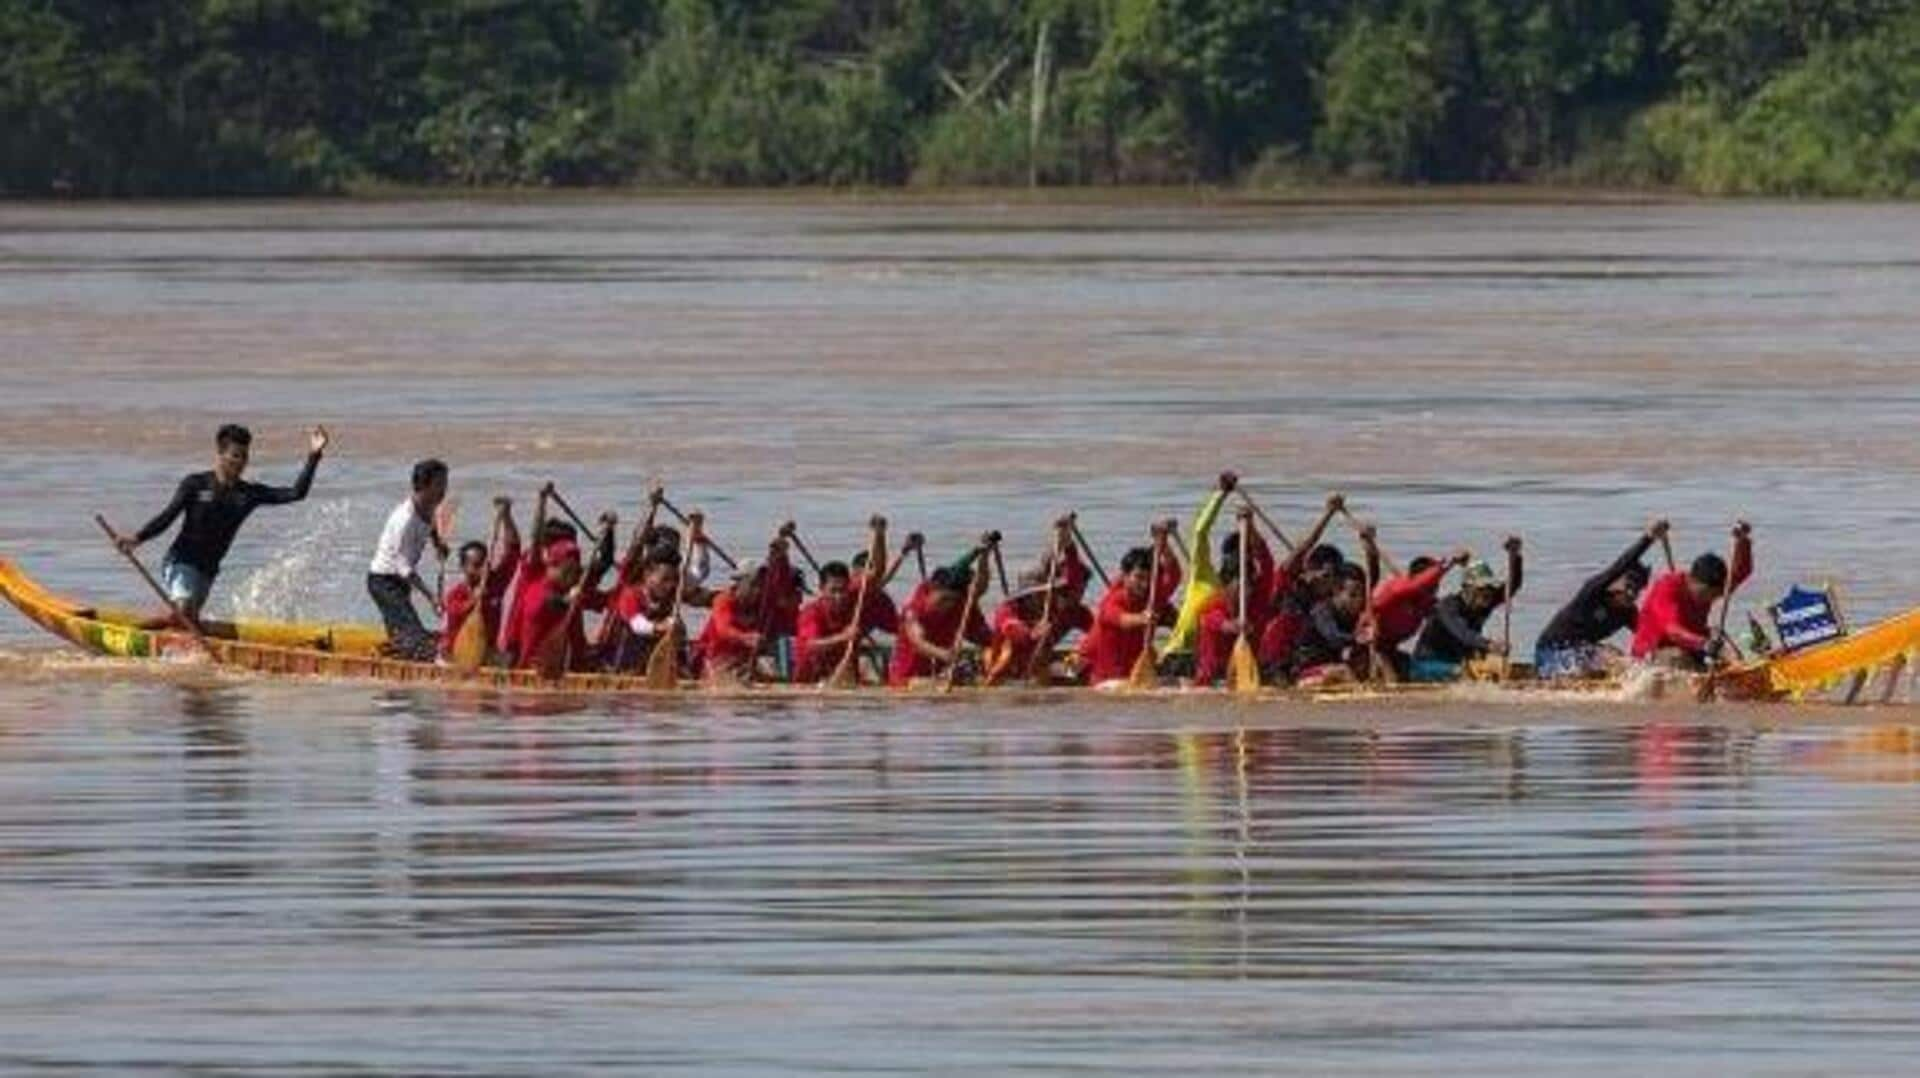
left=1128, top=644, right=1158, bottom=690
left=449, top=612, right=489, bottom=672
left=644, top=626, right=679, bottom=690
left=1229, top=636, right=1261, bottom=695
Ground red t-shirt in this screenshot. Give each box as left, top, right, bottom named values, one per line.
left=989, top=596, right=1093, bottom=677
left=440, top=536, right=521, bottom=658
left=1076, top=561, right=1181, bottom=684
left=793, top=589, right=896, bottom=683
left=1369, top=562, right=1448, bottom=649
left=888, top=582, right=992, bottom=686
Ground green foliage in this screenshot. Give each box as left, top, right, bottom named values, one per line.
left=1629, top=15, right=1920, bottom=196
left=1, top=0, right=1918, bottom=196
left=1318, top=16, right=1445, bottom=180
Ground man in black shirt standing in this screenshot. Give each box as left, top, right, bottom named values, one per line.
left=116, top=423, right=330, bottom=624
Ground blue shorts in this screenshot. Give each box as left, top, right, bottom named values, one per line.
left=1536, top=643, right=1605, bottom=680
left=1408, top=657, right=1462, bottom=683
left=161, top=557, right=214, bottom=610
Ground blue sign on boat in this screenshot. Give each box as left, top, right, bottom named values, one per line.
left=1771, top=586, right=1844, bottom=653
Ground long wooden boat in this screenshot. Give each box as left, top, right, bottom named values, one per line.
left=5, top=555, right=1913, bottom=703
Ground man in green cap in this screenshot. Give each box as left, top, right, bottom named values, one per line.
left=1411, top=537, right=1523, bottom=681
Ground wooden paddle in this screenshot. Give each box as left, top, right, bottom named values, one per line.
left=1127, top=530, right=1164, bottom=690
left=1697, top=526, right=1748, bottom=703
left=913, top=539, right=929, bottom=583
left=1235, top=490, right=1296, bottom=553
left=533, top=519, right=614, bottom=681
left=448, top=502, right=508, bottom=671
left=1068, top=513, right=1111, bottom=588
left=1340, top=507, right=1403, bottom=578
left=643, top=541, right=689, bottom=691
left=1228, top=511, right=1261, bottom=694
left=548, top=487, right=593, bottom=535
left=883, top=534, right=920, bottom=589
left=1358, top=541, right=1385, bottom=686
left=1025, top=529, right=1068, bottom=686
left=782, top=522, right=823, bottom=576
left=992, top=542, right=1012, bottom=599
left=432, top=498, right=458, bottom=622
left=593, top=493, right=665, bottom=658
left=940, top=539, right=993, bottom=692
left=828, top=518, right=888, bottom=690
left=96, top=514, right=209, bottom=645
left=659, top=495, right=738, bottom=570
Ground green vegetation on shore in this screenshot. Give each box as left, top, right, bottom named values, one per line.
left=5, top=0, right=1917, bottom=197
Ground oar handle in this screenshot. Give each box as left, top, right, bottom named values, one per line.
left=1340, top=507, right=1402, bottom=578
left=1235, top=490, right=1295, bottom=553
left=991, top=543, right=1011, bottom=598
left=941, top=544, right=991, bottom=688
left=1659, top=534, right=1676, bottom=573
left=95, top=514, right=207, bottom=642
left=1068, top=517, right=1111, bottom=588
left=548, top=488, right=593, bottom=535
left=783, top=525, right=823, bottom=575
left=658, top=495, right=739, bottom=570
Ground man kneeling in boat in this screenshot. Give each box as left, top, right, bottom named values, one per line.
left=116, top=423, right=329, bottom=626
left=1534, top=520, right=1664, bottom=679
left=1410, top=538, right=1523, bottom=681
left=795, top=522, right=904, bottom=685
left=1077, top=527, right=1182, bottom=686
left=441, top=497, right=520, bottom=662
left=366, top=459, right=452, bottom=661
left=1631, top=522, right=1753, bottom=671
left=694, top=535, right=797, bottom=685
left=889, top=549, right=995, bottom=687
left=1288, top=562, right=1371, bottom=687
left=604, top=546, right=686, bottom=673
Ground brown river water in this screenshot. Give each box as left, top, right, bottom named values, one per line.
left=4, top=194, right=1920, bottom=1071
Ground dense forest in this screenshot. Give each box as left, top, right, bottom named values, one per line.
left=4, top=0, right=1918, bottom=196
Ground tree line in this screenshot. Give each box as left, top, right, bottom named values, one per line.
left=4, top=0, right=1917, bottom=197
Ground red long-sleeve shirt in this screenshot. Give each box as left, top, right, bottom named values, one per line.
left=989, top=596, right=1093, bottom=677
left=1368, top=562, right=1449, bottom=650
left=696, top=554, right=796, bottom=680
left=1630, top=543, right=1751, bottom=659
left=888, top=582, right=993, bottom=686
left=1076, top=558, right=1182, bottom=684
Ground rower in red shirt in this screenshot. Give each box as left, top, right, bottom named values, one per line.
left=1364, top=540, right=1474, bottom=677
left=505, top=534, right=609, bottom=671
left=695, top=534, right=797, bottom=684
left=1631, top=521, right=1753, bottom=668
left=603, top=548, right=687, bottom=673
left=1076, top=525, right=1182, bottom=685
left=889, top=545, right=995, bottom=686
left=440, top=497, right=521, bottom=660
left=985, top=517, right=1093, bottom=684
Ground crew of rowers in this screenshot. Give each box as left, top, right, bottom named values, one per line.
left=114, top=430, right=1756, bottom=688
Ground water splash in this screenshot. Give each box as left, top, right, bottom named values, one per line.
left=223, top=498, right=368, bottom=623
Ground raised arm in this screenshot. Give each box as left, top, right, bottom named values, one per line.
left=1729, top=520, right=1754, bottom=592
left=251, top=426, right=328, bottom=506
left=1282, top=493, right=1344, bottom=576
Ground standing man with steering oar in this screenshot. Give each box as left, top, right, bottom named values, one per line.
left=111, top=423, right=330, bottom=629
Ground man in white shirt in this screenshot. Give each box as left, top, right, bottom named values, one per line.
left=366, top=459, right=451, bottom=660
